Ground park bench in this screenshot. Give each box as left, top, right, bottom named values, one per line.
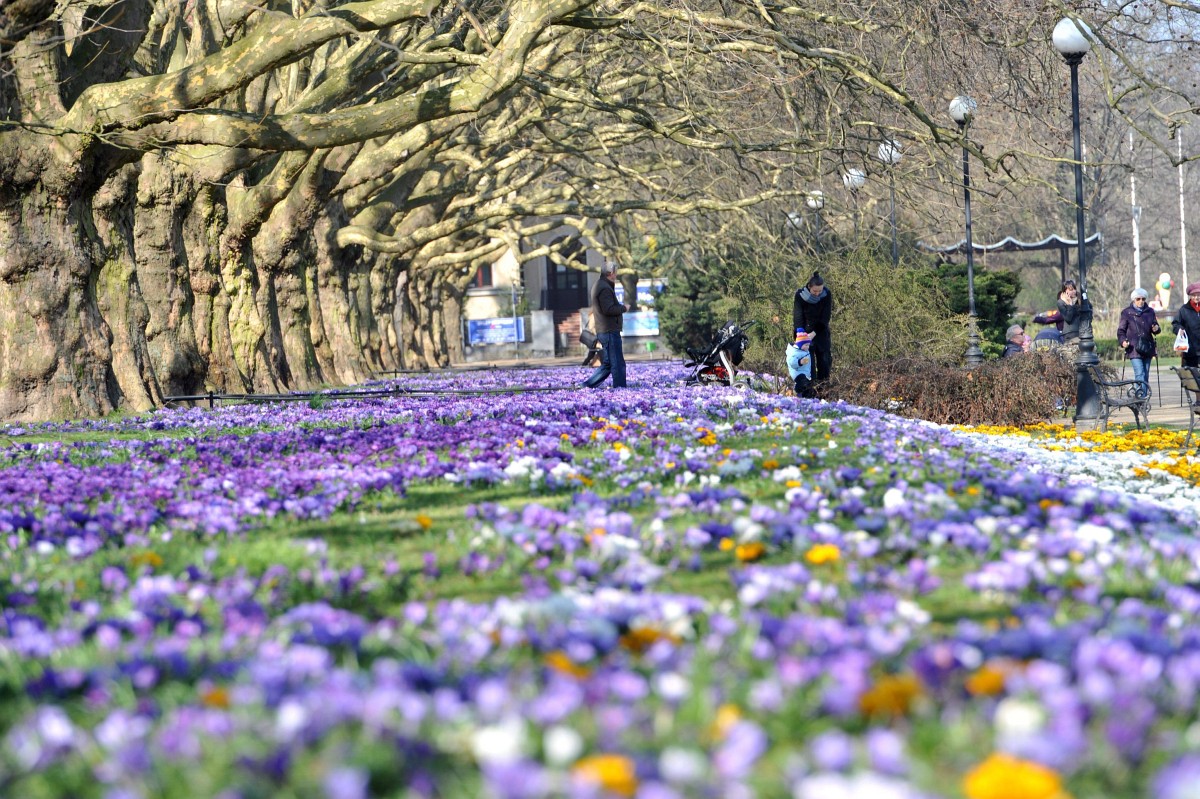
left=1171, top=365, right=1200, bottom=447
left=1084, top=363, right=1150, bottom=430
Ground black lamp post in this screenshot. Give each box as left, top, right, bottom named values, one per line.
left=949, top=95, right=984, bottom=367
left=843, top=169, right=865, bottom=239
left=877, top=140, right=902, bottom=266
left=1054, top=16, right=1101, bottom=430
left=806, top=190, right=825, bottom=253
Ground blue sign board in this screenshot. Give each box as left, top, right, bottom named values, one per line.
left=624, top=312, right=660, bottom=337
left=467, top=317, right=525, bottom=345
left=615, top=279, right=666, bottom=307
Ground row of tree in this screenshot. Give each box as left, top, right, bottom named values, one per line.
left=1, top=0, right=1198, bottom=420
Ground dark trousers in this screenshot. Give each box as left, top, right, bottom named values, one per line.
left=584, top=331, right=626, bottom=388
left=793, top=374, right=814, bottom=398
left=811, top=336, right=832, bottom=381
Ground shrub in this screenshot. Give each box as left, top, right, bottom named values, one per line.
left=1092, top=337, right=1120, bottom=361
left=718, top=242, right=970, bottom=377
left=819, top=351, right=1076, bottom=426
left=655, top=253, right=741, bottom=356
left=925, top=260, right=1021, bottom=347
left=1088, top=332, right=1176, bottom=362
left=828, top=245, right=971, bottom=368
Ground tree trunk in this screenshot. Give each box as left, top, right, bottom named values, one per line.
left=122, top=156, right=207, bottom=399
left=0, top=190, right=118, bottom=420
left=366, top=254, right=404, bottom=373
left=311, top=214, right=372, bottom=384
left=402, top=273, right=450, bottom=370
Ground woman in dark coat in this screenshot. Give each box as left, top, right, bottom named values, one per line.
left=793, top=272, right=832, bottom=382
left=1173, top=281, right=1200, bottom=369
left=1056, top=280, right=1088, bottom=344
left=1116, top=287, right=1160, bottom=397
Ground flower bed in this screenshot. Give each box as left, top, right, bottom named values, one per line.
left=1, top=364, right=1198, bottom=798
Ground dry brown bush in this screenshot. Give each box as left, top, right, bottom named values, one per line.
left=816, top=351, right=1078, bottom=426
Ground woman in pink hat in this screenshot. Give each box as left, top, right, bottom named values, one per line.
left=1173, top=281, right=1200, bottom=368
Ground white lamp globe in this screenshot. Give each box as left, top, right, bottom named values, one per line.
left=876, top=139, right=902, bottom=166
left=842, top=169, right=866, bottom=191
left=805, top=190, right=825, bottom=210
left=949, top=96, right=977, bottom=124
left=1053, top=17, right=1093, bottom=56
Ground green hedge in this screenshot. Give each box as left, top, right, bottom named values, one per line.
left=1093, top=332, right=1178, bottom=361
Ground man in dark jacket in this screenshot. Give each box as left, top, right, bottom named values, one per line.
left=793, top=272, right=832, bottom=382
left=1002, top=324, right=1027, bottom=358
left=1173, top=281, right=1200, bottom=369
left=583, top=261, right=629, bottom=388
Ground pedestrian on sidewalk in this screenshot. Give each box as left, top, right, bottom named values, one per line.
left=1173, top=281, right=1200, bottom=369
left=582, top=261, right=630, bottom=388
left=1117, top=287, right=1160, bottom=397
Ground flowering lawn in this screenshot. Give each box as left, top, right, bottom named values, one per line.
left=2, top=363, right=1200, bottom=799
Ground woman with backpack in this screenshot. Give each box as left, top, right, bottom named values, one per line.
left=1117, top=287, right=1161, bottom=398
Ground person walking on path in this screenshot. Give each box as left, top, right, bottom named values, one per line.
left=582, top=261, right=630, bottom=388
left=793, top=272, right=832, bottom=382
left=1173, top=281, right=1200, bottom=369
left=1117, top=287, right=1161, bottom=397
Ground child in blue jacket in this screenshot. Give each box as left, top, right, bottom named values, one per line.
left=786, top=328, right=815, bottom=398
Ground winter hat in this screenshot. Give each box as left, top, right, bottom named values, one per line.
left=794, top=328, right=812, bottom=344
left=1130, top=287, right=1149, bottom=300
left=1188, top=281, right=1200, bottom=296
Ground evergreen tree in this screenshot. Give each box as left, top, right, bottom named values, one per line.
left=656, top=256, right=742, bottom=356
left=926, top=262, right=1021, bottom=347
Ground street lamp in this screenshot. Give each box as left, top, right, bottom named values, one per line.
left=806, top=190, right=825, bottom=252
left=949, top=95, right=984, bottom=367
left=843, top=169, right=865, bottom=238
left=1053, top=16, right=1101, bottom=430
left=876, top=139, right=903, bottom=266
left=784, top=210, right=804, bottom=244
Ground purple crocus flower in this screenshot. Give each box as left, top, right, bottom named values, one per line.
left=324, top=766, right=369, bottom=799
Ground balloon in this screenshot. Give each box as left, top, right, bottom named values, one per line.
left=1155, top=273, right=1174, bottom=311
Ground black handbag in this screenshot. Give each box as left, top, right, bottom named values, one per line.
left=1135, top=333, right=1156, bottom=358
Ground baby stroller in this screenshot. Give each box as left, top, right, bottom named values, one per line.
left=684, top=320, right=754, bottom=386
